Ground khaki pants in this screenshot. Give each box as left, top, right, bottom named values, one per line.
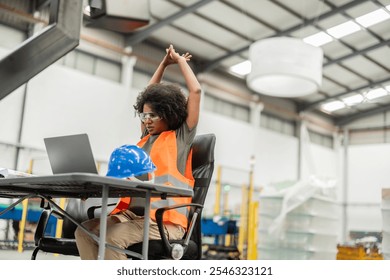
left=74, top=210, right=185, bottom=260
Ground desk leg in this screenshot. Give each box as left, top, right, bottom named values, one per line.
left=97, top=185, right=109, bottom=260
left=142, top=191, right=151, bottom=260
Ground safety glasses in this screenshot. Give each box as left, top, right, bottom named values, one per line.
left=139, top=112, right=161, bottom=122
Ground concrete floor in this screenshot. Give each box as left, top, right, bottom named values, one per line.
left=0, top=249, right=80, bottom=260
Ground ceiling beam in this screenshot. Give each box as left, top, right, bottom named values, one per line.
left=35, top=0, right=52, bottom=10
left=125, top=0, right=215, bottom=46
left=336, top=103, right=390, bottom=126
left=273, top=0, right=388, bottom=83
left=299, top=39, right=390, bottom=111
left=0, top=2, right=46, bottom=25
left=323, top=39, right=390, bottom=67
left=302, top=77, right=390, bottom=111
left=323, top=0, right=390, bottom=73
left=201, top=0, right=370, bottom=72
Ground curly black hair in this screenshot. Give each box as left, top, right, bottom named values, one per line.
left=134, top=83, right=188, bottom=130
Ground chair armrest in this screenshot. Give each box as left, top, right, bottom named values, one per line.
left=50, top=209, right=65, bottom=220
left=34, top=206, right=68, bottom=244
left=34, top=209, right=51, bottom=245
left=154, top=203, right=203, bottom=257
left=87, top=203, right=117, bottom=219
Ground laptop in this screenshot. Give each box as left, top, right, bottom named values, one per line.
left=44, top=133, right=98, bottom=174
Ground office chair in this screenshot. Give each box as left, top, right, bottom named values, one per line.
left=127, top=133, right=216, bottom=259
left=32, top=133, right=216, bottom=260
left=31, top=197, right=116, bottom=259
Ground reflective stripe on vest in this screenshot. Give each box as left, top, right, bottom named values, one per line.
left=110, top=130, right=194, bottom=229
left=151, top=198, right=188, bottom=216
left=154, top=174, right=192, bottom=190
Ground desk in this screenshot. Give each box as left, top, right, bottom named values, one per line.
left=0, top=173, right=193, bottom=260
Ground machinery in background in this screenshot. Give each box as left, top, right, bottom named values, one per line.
left=201, top=217, right=240, bottom=260
left=201, top=163, right=260, bottom=260
left=337, top=232, right=383, bottom=260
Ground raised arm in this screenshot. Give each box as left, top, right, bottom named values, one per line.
left=168, top=45, right=202, bottom=130
left=139, top=46, right=188, bottom=133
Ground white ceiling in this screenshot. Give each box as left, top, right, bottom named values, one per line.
left=128, top=0, right=390, bottom=127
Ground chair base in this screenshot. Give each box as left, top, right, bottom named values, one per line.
left=32, top=237, right=79, bottom=260
left=128, top=239, right=199, bottom=260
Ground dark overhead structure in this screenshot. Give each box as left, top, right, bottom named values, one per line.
left=83, top=0, right=150, bottom=33
left=0, top=0, right=83, bottom=101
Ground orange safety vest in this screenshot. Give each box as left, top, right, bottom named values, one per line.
left=110, top=130, right=194, bottom=229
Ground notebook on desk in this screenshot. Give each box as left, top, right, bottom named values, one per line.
left=44, top=133, right=98, bottom=175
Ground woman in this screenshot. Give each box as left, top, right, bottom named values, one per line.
left=75, top=44, right=202, bottom=260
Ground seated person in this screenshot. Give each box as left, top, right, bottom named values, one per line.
left=75, top=44, right=202, bottom=260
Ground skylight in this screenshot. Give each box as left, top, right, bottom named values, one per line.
left=326, top=20, right=361, bottom=38
left=230, top=6, right=390, bottom=80
left=342, top=94, right=364, bottom=106
left=365, top=88, right=388, bottom=100
left=321, top=100, right=346, bottom=112
left=355, top=8, right=390, bottom=27
left=229, top=60, right=251, bottom=76
left=321, top=87, right=390, bottom=113
left=303, top=31, right=333, bottom=47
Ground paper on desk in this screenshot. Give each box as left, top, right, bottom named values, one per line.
left=0, top=167, right=35, bottom=178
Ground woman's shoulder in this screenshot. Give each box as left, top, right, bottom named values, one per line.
left=176, top=122, right=196, bottom=144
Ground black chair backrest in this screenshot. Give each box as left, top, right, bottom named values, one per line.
left=191, top=133, right=216, bottom=205
left=187, top=133, right=216, bottom=256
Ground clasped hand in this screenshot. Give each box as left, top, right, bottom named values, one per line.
left=163, top=44, right=192, bottom=66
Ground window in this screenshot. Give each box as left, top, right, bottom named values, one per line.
left=204, top=94, right=250, bottom=122
left=308, top=130, right=334, bottom=148
left=261, top=113, right=296, bottom=137
left=57, top=49, right=121, bottom=82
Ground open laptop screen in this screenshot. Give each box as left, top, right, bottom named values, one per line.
left=44, top=133, right=98, bottom=174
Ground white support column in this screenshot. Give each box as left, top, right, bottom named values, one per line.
left=297, top=119, right=303, bottom=181
left=342, top=128, right=349, bottom=242
left=249, top=100, right=264, bottom=184
left=198, top=79, right=207, bottom=113
left=249, top=100, right=264, bottom=128
left=121, top=47, right=136, bottom=88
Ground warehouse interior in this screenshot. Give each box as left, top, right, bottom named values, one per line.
left=0, top=0, right=390, bottom=260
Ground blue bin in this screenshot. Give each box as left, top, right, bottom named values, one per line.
left=201, top=218, right=229, bottom=235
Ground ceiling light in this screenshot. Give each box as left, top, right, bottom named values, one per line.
left=365, top=88, right=388, bottom=100
left=247, top=37, right=323, bottom=97
left=342, top=94, right=364, bottom=106
left=327, top=21, right=361, bottom=38
left=229, top=60, right=251, bottom=76
left=355, top=9, right=390, bottom=27
left=321, top=100, right=346, bottom=112
left=303, top=31, right=334, bottom=47
left=385, top=85, right=390, bottom=92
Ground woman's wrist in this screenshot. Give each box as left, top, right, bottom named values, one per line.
left=177, top=56, right=187, bottom=64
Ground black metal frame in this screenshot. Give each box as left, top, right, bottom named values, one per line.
left=0, top=0, right=83, bottom=101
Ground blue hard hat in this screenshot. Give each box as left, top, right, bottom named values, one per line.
left=106, top=144, right=156, bottom=178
